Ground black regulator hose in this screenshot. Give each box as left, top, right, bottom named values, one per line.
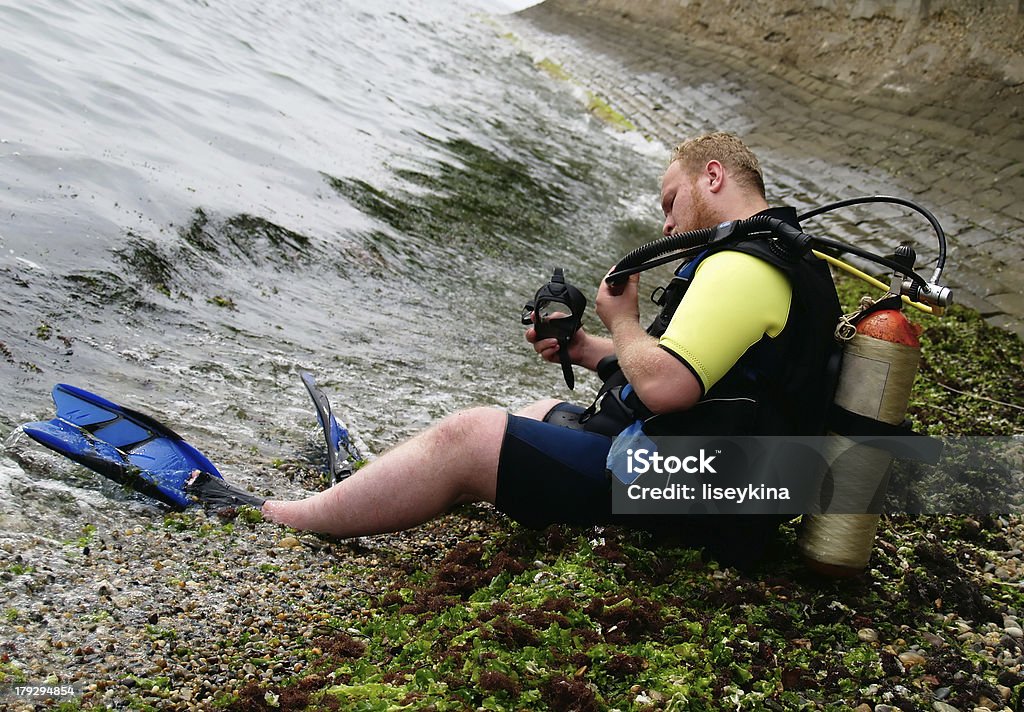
left=605, top=214, right=932, bottom=290
left=608, top=215, right=805, bottom=284
left=798, top=195, right=947, bottom=282
left=612, top=224, right=718, bottom=276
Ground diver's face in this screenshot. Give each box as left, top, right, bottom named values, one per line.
left=660, top=160, right=714, bottom=236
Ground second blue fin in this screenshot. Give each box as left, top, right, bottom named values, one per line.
left=21, top=384, right=222, bottom=510
left=300, top=372, right=365, bottom=484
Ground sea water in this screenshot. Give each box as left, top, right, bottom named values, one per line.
left=0, top=0, right=664, bottom=522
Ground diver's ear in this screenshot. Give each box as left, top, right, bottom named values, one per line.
left=705, top=159, right=725, bottom=193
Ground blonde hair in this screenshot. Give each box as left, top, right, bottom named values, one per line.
left=671, top=132, right=766, bottom=199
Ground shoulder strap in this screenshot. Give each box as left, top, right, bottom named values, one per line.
left=645, top=238, right=807, bottom=340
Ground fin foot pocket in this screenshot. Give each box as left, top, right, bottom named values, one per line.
left=186, top=470, right=266, bottom=509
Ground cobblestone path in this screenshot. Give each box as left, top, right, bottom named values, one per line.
left=504, top=3, right=1024, bottom=338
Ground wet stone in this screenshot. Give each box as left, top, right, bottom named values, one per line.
left=899, top=651, right=927, bottom=667
left=859, top=627, right=880, bottom=643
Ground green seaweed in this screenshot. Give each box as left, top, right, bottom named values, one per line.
left=177, top=207, right=314, bottom=268
left=536, top=57, right=571, bottom=81
left=586, top=92, right=637, bottom=132
left=117, top=232, right=175, bottom=293
left=212, top=268, right=1023, bottom=712
left=208, top=295, right=238, bottom=310
left=216, top=514, right=1023, bottom=710
left=322, top=134, right=577, bottom=264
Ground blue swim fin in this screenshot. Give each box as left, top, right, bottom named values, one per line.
left=21, top=384, right=222, bottom=510
left=300, top=371, right=364, bottom=484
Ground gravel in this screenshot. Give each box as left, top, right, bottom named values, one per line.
left=0, top=475, right=499, bottom=710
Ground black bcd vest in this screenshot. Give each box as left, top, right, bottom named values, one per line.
left=585, top=207, right=843, bottom=439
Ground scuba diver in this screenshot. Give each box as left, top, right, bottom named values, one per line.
left=39, top=132, right=952, bottom=567
left=23, top=131, right=953, bottom=569
left=239, top=132, right=843, bottom=567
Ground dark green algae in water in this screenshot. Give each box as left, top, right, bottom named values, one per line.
left=118, top=208, right=315, bottom=289
left=107, top=132, right=600, bottom=317
left=179, top=209, right=312, bottom=262
left=322, top=132, right=584, bottom=267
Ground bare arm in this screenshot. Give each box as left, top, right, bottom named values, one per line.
left=595, top=273, right=701, bottom=414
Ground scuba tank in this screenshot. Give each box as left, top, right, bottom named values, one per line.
left=798, top=245, right=927, bottom=576
left=798, top=299, right=923, bottom=576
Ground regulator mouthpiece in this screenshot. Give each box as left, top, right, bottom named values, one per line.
left=521, top=268, right=587, bottom=389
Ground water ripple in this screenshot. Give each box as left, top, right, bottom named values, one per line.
left=1, top=0, right=659, bottom=517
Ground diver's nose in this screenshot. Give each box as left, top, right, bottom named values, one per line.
left=662, top=216, right=674, bottom=236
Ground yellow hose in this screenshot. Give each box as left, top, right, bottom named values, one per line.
left=811, top=250, right=938, bottom=315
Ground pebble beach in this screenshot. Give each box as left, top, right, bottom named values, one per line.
left=4, top=499, right=1024, bottom=709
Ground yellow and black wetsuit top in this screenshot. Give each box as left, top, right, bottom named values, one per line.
left=658, top=249, right=793, bottom=394
left=642, top=206, right=842, bottom=437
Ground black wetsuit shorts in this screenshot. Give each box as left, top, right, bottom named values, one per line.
left=494, top=405, right=614, bottom=530
left=493, top=403, right=790, bottom=569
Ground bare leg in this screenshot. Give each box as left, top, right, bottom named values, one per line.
left=262, top=407, right=507, bottom=538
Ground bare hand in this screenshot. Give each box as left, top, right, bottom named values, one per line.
left=595, top=269, right=641, bottom=333
left=525, top=320, right=590, bottom=366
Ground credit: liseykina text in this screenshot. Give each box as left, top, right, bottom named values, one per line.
left=623, top=448, right=791, bottom=504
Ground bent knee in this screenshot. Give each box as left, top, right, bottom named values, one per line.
left=432, top=407, right=507, bottom=447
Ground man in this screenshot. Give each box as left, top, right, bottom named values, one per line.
left=240, top=132, right=840, bottom=566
